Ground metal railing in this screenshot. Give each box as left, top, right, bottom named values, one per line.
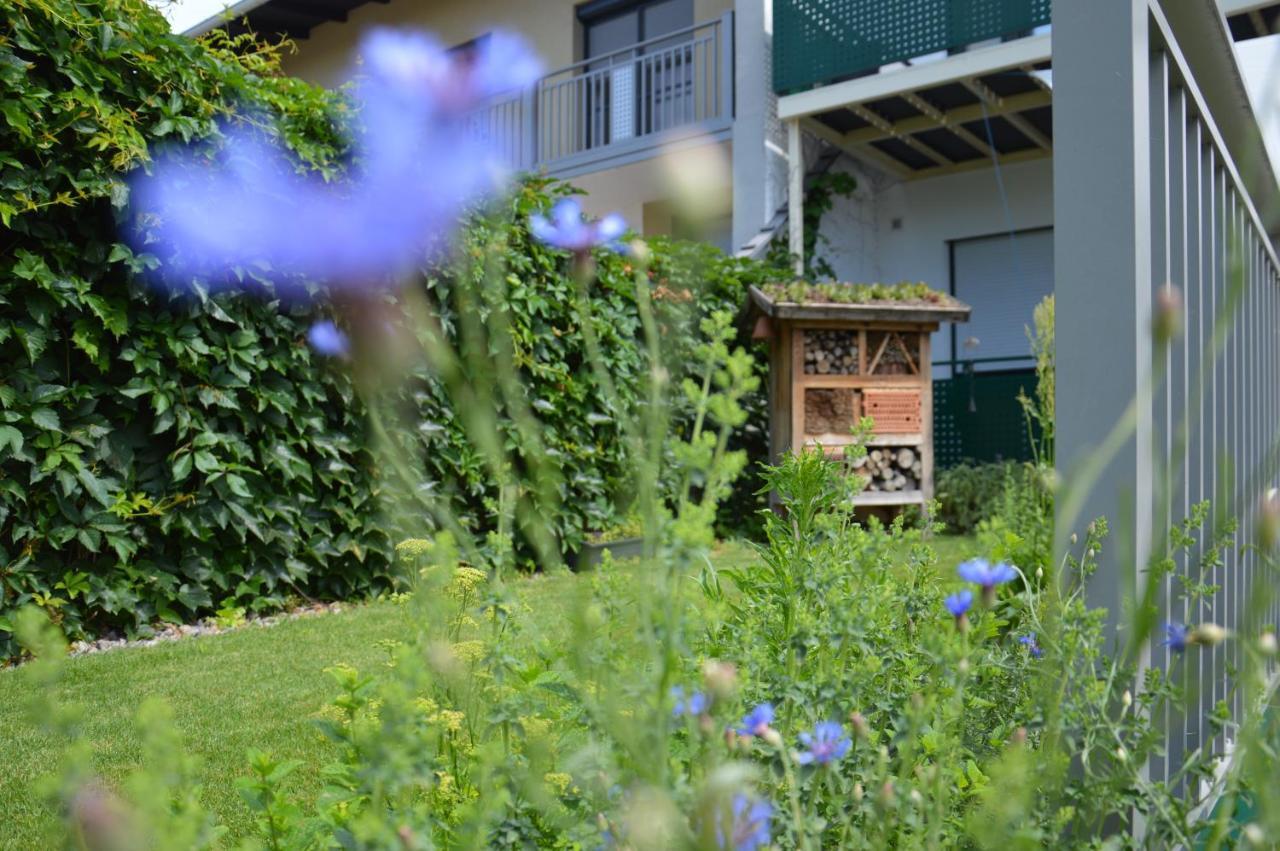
left=1057, top=0, right=1280, bottom=795
left=773, top=0, right=1049, bottom=94
left=469, top=13, right=733, bottom=176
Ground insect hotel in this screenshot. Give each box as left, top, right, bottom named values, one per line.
left=746, top=283, right=971, bottom=510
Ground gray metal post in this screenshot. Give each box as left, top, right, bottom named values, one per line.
left=719, top=10, right=735, bottom=122
left=1053, top=0, right=1154, bottom=649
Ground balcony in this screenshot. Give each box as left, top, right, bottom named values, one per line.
left=772, top=0, right=1053, bottom=181
left=469, top=13, right=734, bottom=178
left=774, top=0, right=1050, bottom=95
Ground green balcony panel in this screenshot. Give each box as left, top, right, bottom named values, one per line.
left=774, top=0, right=1051, bottom=95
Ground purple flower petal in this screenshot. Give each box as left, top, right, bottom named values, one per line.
left=307, top=321, right=349, bottom=356
left=130, top=28, right=541, bottom=293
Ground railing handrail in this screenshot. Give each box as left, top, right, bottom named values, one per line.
left=540, top=17, right=720, bottom=79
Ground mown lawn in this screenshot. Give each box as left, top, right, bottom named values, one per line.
left=0, top=535, right=978, bottom=847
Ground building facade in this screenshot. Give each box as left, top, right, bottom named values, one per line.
left=180, top=0, right=1280, bottom=466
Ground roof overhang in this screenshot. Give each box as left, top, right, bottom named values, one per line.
left=778, top=34, right=1053, bottom=180
left=178, top=0, right=384, bottom=39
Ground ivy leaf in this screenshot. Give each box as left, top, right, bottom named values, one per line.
left=171, top=452, right=193, bottom=482
left=0, top=425, right=22, bottom=454
left=193, top=450, right=219, bottom=474
left=30, top=408, right=60, bottom=431
left=76, top=468, right=111, bottom=507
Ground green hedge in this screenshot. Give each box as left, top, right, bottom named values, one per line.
left=0, top=0, right=773, bottom=655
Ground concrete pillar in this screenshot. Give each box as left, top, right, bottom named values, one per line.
left=788, top=118, right=804, bottom=275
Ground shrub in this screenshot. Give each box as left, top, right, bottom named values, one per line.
left=0, top=0, right=772, bottom=654
left=935, top=461, right=1016, bottom=535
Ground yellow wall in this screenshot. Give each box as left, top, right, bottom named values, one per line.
left=281, top=0, right=736, bottom=243
left=284, top=0, right=733, bottom=87
left=570, top=138, right=733, bottom=243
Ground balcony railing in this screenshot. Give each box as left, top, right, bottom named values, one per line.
left=468, top=13, right=734, bottom=176
left=773, top=0, right=1049, bottom=95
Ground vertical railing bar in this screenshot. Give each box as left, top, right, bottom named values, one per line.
left=1150, top=54, right=1171, bottom=782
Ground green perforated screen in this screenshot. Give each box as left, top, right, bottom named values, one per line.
left=773, top=0, right=1051, bottom=94
left=932, top=370, right=1040, bottom=468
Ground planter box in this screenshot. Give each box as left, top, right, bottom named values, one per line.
left=573, top=536, right=643, bottom=570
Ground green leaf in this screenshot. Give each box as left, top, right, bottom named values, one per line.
left=76, top=468, right=111, bottom=507
left=193, top=450, right=219, bottom=474
left=0, top=425, right=21, bottom=455
left=30, top=408, right=60, bottom=431
left=171, top=452, right=193, bottom=482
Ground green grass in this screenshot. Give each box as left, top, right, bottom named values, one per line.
left=0, top=534, right=977, bottom=847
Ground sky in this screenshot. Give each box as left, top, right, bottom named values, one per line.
left=151, top=0, right=252, bottom=34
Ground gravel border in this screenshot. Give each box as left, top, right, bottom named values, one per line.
left=65, top=602, right=349, bottom=658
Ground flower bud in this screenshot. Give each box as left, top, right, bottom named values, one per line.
left=1191, top=623, right=1227, bottom=646
left=702, top=660, right=738, bottom=702
left=761, top=727, right=783, bottom=748
left=1122, top=690, right=1133, bottom=708
left=1260, top=631, right=1278, bottom=656
left=1035, top=566, right=1044, bottom=580
left=849, top=711, right=870, bottom=740
left=1154, top=284, right=1183, bottom=343
left=879, top=781, right=896, bottom=808
left=1070, top=533, right=1078, bottom=546
left=957, top=658, right=970, bottom=674
left=628, top=238, right=651, bottom=264
left=1259, top=489, right=1280, bottom=551
left=1115, top=746, right=1127, bottom=762
left=853, top=781, right=864, bottom=802
left=1244, top=823, right=1266, bottom=846
left=909, top=789, right=924, bottom=807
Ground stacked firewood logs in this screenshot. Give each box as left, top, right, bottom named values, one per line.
left=803, top=330, right=859, bottom=375
left=850, top=446, right=922, bottom=492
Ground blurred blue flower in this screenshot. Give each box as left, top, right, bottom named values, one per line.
left=671, top=685, right=709, bottom=718
left=957, top=558, right=1018, bottom=590
left=716, top=793, right=772, bottom=851
left=307, top=321, right=349, bottom=357
left=1018, top=633, right=1043, bottom=659
left=944, top=589, right=973, bottom=619
left=529, top=198, right=627, bottom=254
left=796, top=721, right=851, bottom=765
left=130, top=28, right=542, bottom=292
left=734, top=703, right=775, bottom=737
left=1163, top=622, right=1190, bottom=653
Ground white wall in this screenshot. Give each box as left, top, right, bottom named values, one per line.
left=811, top=155, right=1054, bottom=375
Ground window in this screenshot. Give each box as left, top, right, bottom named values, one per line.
left=577, top=0, right=695, bottom=146
left=947, top=227, right=1054, bottom=375
left=579, top=0, right=693, bottom=60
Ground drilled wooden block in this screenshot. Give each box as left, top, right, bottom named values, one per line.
left=862, top=387, right=921, bottom=433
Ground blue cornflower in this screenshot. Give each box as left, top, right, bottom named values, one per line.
left=1018, top=633, right=1044, bottom=659
left=1163, top=623, right=1190, bottom=653
left=529, top=198, right=627, bottom=254
left=671, top=686, right=709, bottom=719
left=307, top=321, right=349, bottom=357
left=716, top=793, right=773, bottom=851
left=796, top=721, right=851, bottom=766
left=130, top=28, right=542, bottom=291
left=734, top=703, right=775, bottom=737
left=944, top=589, right=973, bottom=619
left=957, top=558, right=1019, bottom=589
